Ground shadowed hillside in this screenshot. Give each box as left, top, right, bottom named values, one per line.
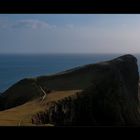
left=0, top=54, right=139, bottom=126
left=0, top=59, right=99, bottom=110
left=32, top=54, right=140, bottom=126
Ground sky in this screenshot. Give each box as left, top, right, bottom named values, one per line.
left=0, top=14, right=140, bottom=54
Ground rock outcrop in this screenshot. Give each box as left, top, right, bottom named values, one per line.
left=32, top=54, right=140, bottom=126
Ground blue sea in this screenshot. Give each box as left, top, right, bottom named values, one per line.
left=0, top=53, right=139, bottom=92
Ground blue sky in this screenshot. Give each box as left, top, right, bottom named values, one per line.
left=0, top=14, right=140, bottom=54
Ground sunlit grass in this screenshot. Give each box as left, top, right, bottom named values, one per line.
left=0, top=90, right=81, bottom=126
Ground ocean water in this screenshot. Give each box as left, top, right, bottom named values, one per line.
left=0, top=53, right=139, bottom=92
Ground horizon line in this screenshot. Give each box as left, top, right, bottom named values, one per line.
left=0, top=52, right=137, bottom=55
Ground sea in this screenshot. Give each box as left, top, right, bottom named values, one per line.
left=0, top=53, right=139, bottom=93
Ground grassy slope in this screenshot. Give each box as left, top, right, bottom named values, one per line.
left=0, top=90, right=80, bottom=126
left=1, top=63, right=95, bottom=110
left=0, top=63, right=94, bottom=126
left=0, top=55, right=139, bottom=126
left=36, top=64, right=96, bottom=91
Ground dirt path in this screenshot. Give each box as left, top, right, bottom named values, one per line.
left=18, top=86, right=47, bottom=126
left=18, top=119, right=22, bottom=126
left=39, top=86, right=47, bottom=102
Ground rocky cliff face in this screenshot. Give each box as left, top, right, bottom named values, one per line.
left=32, top=54, right=140, bottom=126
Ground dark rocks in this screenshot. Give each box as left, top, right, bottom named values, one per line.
left=32, top=54, right=140, bottom=126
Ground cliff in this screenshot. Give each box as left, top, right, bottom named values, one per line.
left=0, top=54, right=140, bottom=126
left=32, top=54, right=140, bottom=126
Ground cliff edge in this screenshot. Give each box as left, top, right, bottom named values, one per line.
left=32, top=54, right=140, bottom=126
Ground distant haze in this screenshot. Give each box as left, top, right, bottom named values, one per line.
left=0, top=14, right=140, bottom=54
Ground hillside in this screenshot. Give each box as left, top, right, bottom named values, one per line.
left=32, top=54, right=140, bottom=126
left=0, top=54, right=139, bottom=126
left=0, top=90, right=80, bottom=126
left=0, top=60, right=98, bottom=110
